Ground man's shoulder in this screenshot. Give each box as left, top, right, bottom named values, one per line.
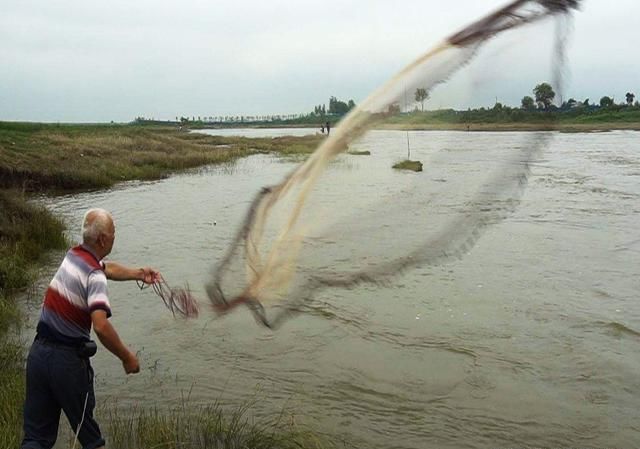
left=68, top=245, right=104, bottom=271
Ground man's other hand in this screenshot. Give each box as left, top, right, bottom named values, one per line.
left=123, top=351, right=140, bottom=374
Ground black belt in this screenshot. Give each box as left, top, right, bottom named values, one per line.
left=35, top=336, right=97, bottom=358
left=35, top=336, right=81, bottom=349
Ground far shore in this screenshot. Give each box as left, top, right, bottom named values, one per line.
left=377, top=122, right=640, bottom=132
left=192, top=121, right=640, bottom=133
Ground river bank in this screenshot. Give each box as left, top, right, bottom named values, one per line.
left=0, top=122, right=328, bottom=448
left=187, top=121, right=640, bottom=133
left=0, top=122, right=322, bottom=191
left=171, top=106, right=640, bottom=133
left=378, top=122, right=640, bottom=132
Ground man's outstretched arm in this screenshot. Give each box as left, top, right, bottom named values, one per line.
left=103, top=261, right=159, bottom=283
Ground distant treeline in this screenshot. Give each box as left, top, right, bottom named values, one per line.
left=134, top=95, right=357, bottom=126
left=134, top=85, right=639, bottom=127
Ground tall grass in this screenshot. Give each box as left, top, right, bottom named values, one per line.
left=0, top=123, right=323, bottom=192
left=0, top=335, right=24, bottom=449
left=0, top=190, right=67, bottom=291
left=0, top=189, right=67, bottom=448
left=98, top=400, right=330, bottom=449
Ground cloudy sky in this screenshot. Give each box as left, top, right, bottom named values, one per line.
left=1, top=0, right=637, bottom=122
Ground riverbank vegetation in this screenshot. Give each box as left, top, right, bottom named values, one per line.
left=0, top=190, right=67, bottom=448
left=0, top=122, right=322, bottom=191
left=97, top=401, right=327, bottom=449
left=48, top=400, right=329, bottom=449
left=0, top=122, right=327, bottom=448
left=392, top=160, right=423, bottom=172
left=380, top=103, right=640, bottom=131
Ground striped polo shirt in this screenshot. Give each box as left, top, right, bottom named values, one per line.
left=36, top=245, right=112, bottom=344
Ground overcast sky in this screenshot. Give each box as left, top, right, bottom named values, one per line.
left=1, top=0, right=638, bottom=122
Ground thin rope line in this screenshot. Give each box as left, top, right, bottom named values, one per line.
left=71, top=390, right=89, bottom=449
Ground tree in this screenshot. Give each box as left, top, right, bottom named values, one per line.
left=414, top=88, right=429, bottom=111
left=566, top=98, right=577, bottom=108
left=625, top=92, right=635, bottom=106
left=599, top=96, right=614, bottom=108
left=328, top=96, right=352, bottom=115
left=533, top=82, right=555, bottom=109
left=521, top=96, right=534, bottom=110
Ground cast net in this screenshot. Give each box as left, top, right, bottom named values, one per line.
left=137, top=276, right=199, bottom=318
left=206, top=0, right=581, bottom=328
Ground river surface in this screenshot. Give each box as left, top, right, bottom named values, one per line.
left=27, top=129, right=640, bottom=448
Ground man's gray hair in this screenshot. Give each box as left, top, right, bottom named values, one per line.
left=82, top=208, right=113, bottom=244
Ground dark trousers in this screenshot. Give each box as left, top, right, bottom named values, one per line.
left=21, top=339, right=105, bottom=449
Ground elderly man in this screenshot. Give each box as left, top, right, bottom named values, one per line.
left=21, top=208, right=160, bottom=449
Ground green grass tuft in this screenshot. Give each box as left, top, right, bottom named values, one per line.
left=392, top=160, right=423, bottom=172
left=100, top=401, right=331, bottom=449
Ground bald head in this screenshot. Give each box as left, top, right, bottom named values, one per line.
left=82, top=208, right=114, bottom=246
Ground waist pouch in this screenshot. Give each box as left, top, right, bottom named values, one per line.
left=77, top=340, right=98, bottom=358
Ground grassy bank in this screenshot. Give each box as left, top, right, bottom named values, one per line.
left=0, top=122, right=322, bottom=191
left=378, top=107, right=640, bottom=131
left=97, top=401, right=327, bottom=449
left=0, top=190, right=67, bottom=448
left=0, top=122, right=327, bottom=448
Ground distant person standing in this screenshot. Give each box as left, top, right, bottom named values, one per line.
left=326, top=121, right=331, bottom=136
left=320, top=123, right=325, bottom=134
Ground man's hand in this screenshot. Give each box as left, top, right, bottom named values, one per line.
left=140, top=267, right=161, bottom=284
left=122, top=351, right=140, bottom=374
left=92, top=309, right=141, bottom=375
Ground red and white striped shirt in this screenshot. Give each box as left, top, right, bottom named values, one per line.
left=37, top=245, right=111, bottom=344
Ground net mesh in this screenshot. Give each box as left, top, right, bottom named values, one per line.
left=206, top=0, right=581, bottom=328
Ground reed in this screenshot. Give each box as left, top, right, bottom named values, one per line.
left=0, top=189, right=67, bottom=448
left=97, top=400, right=330, bottom=449
left=0, top=122, right=323, bottom=192
left=0, top=330, right=25, bottom=449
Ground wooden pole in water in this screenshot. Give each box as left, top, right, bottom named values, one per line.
left=404, top=87, right=411, bottom=160
left=406, top=130, right=411, bottom=160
